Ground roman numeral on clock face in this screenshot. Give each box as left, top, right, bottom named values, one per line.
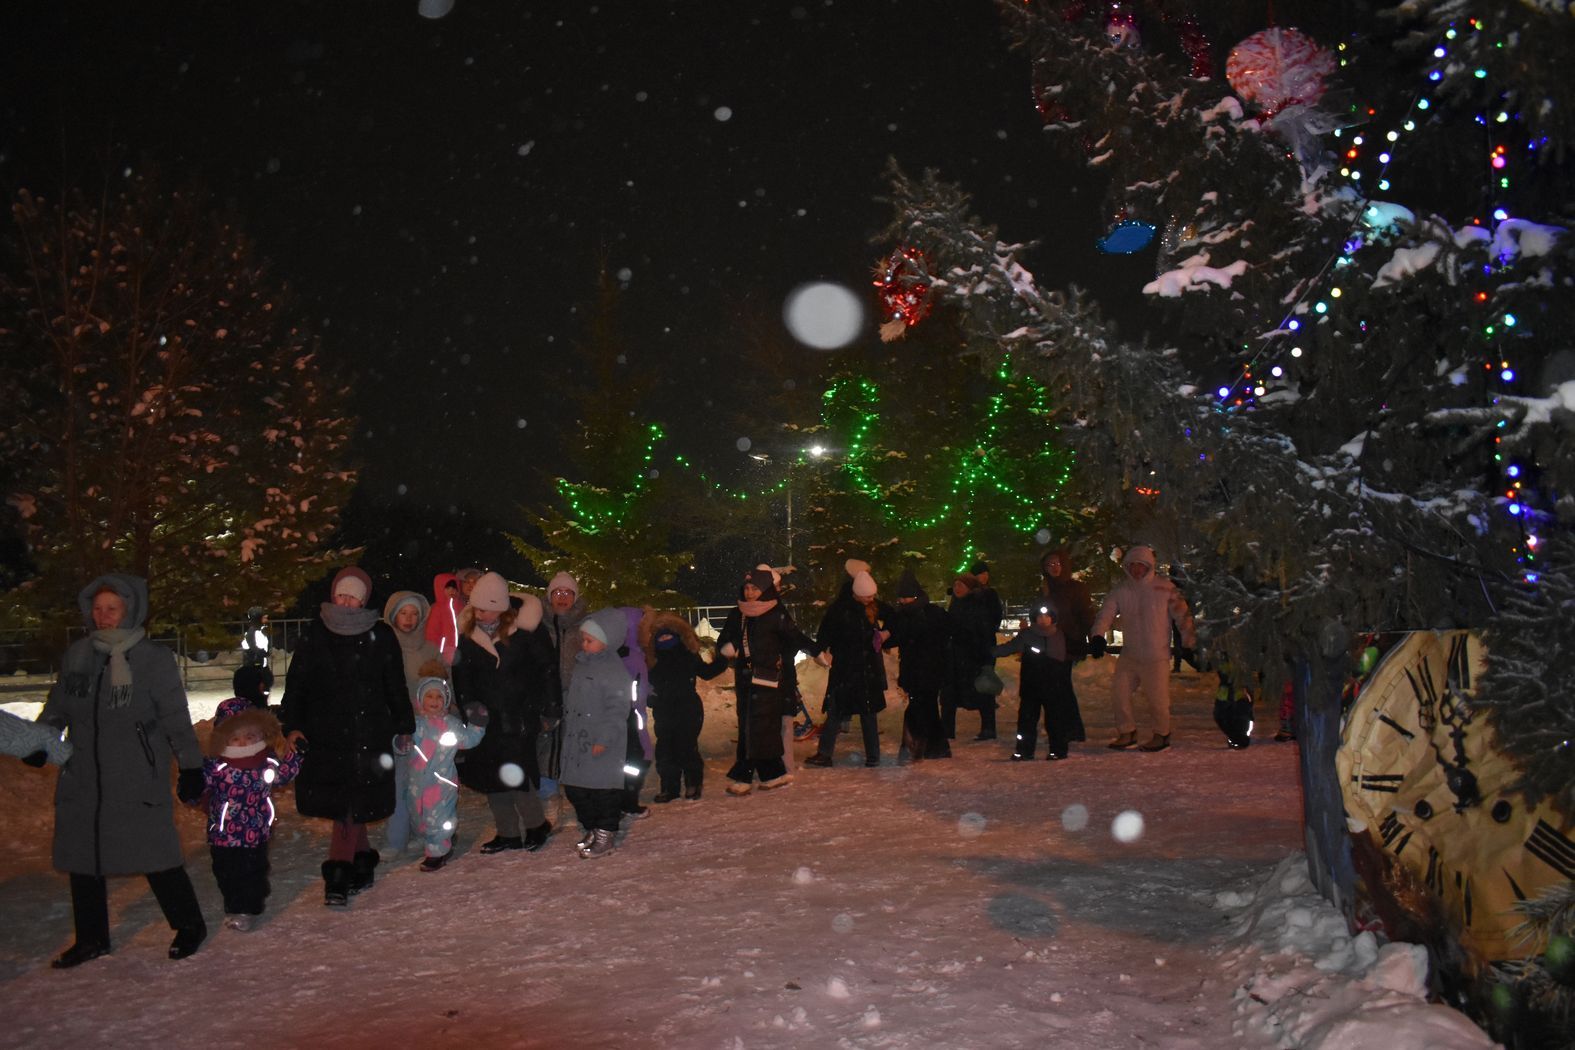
left=1527, top=820, right=1575, bottom=880
left=1379, top=812, right=1412, bottom=857
left=1377, top=714, right=1414, bottom=739
left=1358, top=773, right=1404, bottom=793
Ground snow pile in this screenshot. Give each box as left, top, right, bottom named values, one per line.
left=1371, top=242, right=1441, bottom=288
left=1216, top=854, right=1498, bottom=1049
left=1144, top=253, right=1250, bottom=297
left=0, top=661, right=1499, bottom=1048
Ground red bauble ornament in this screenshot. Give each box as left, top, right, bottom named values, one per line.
left=873, top=246, right=933, bottom=343
left=1225, top=27, right=1335, bottom=116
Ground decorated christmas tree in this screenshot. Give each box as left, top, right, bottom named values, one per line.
left=874, top=2, right=1572, bottom=1040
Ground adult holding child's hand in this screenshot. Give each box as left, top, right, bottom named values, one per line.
left=37, top=573, right=207, bottom=969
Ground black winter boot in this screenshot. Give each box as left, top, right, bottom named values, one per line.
left=522, top=820, right=553, bottom=852
left=322, top=861, right=353, bottom=907
left=146, top=867, right=206, bottom=960
left=56, top=874, right=112, bottom=969
left=349, top=849, right=380, bottom=894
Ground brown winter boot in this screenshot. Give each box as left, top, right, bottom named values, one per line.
left=1107, top=731, right=1138, bottom=750
left=1138, top=733, right=1171, bottom=752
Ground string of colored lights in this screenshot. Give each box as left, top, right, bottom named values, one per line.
left=1200, top=15, right=1545, bottom=582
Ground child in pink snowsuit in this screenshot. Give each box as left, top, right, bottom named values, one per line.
left=406, top=675, right=485, bottom=872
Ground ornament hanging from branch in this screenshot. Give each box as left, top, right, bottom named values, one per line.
left=1104, top=2, right=1141, bottom=50
left=1225, top=27, right=1335, bottom=117
left=1097, top=212, right=1157, bottom=254
left=873, top=245, right=933, bottom=342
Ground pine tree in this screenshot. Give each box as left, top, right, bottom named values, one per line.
left=509, top=271, right=702, bottom=607
left=0, top=177, right=358, bottom=627
left=888, top=2, right=1573, bottom=1039
left=792, top=169, right=1083, bottom=600
left=991, top=0, right=1573, bottom=753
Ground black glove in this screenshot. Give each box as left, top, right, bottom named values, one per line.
left=1178, top=646, right=1197, bottom=667
left=464, top=702, right=491, bottom=728
left=21, top=750, right=48, bottom=768
left=176, top=768, right=206, bottom=804
left=1088, top=635, right=1107, bottom=659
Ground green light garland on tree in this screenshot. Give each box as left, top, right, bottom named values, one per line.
left=818, top=353, right=1074, bottom=571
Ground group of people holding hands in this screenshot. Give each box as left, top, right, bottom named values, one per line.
left=4, top=540, right=1196, bottom=969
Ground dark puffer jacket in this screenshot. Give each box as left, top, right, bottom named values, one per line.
left=816, top=593, right=895, bottom=718
left=453, top=624, right=561, bottom=794
left=280, top=620, right=414, bottom=822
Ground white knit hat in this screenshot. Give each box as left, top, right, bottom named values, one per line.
left=469, top=572, right=511, bottom=612
left=547, top=571, right=578, bottom=597
left=852, top=570, right=877, bottom=598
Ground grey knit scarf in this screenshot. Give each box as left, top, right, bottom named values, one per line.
left=89, top=627, right=145, bottom=708
left=319, top=602, right=380, bottom=637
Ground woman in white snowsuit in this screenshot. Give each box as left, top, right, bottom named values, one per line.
left=1089, top=544, right=1196, bottom=752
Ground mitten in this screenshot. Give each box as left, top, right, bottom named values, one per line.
left=1088, top=635, right=1107, bottom=659
left=1178, top=646, right=1197, bottom=666
left=176, top=768, right=206, bottom=804
left=393, top=734, right=413, bottom=756
left=464, top=702, right=491, bottom=727
left=21, top=750, right=48, bottom=768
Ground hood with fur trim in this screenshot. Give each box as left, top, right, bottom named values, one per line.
left=207, top=705, right=283, bottom=759
left=639, top=610, right=701, bottom=668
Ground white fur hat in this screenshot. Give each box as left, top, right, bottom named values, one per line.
left=852, top=570, right=877, bottom=598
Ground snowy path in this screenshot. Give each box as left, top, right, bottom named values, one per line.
left=0, top=663, right=1490, bottom=1049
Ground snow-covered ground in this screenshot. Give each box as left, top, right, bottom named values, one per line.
left=0, top=658, right=1496, bottom=1049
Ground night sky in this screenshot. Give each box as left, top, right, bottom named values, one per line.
left=2, top=1, right=1175, bottom=585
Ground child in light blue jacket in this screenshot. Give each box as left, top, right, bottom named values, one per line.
left=406, top=674, right=485, bottom=872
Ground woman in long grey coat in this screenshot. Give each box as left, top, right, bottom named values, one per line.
left=37, top=573, right=207, bottom=968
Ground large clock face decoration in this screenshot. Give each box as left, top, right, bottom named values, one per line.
left=1339, top=630, right=1573, bottom=963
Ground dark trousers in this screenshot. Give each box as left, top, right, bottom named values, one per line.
left=564, top=784, right=624, bottom=833
left=210, top=844, right=271, bottom=916
left=902, top=687, right=949, bottom=759
left=621, top=711, right=650, bottom=811
left=728, top=686, right=787, bottom=783
left=816, top=710, right=880, bottom=763
left=1015, top=661, right=1084, bottom=758
left=69, top=866, right=204, bottom=947
left=654, top=700, right=705, bottom=795
left=941, top=692, right=997, bottom=739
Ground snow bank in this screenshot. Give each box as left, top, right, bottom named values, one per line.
left=1217, top=854, right=1499, bottom=1049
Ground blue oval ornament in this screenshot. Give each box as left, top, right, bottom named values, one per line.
left=1096, top=219, right=1157, bottom=254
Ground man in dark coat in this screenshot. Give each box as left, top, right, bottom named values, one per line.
left=1038, top=545, right=1099, bottom=746
left=887, top=568, right=951, bottom=761
left=943, top=573, right=1001, bottom=741
left=281, top=566, right=414, bottom=906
